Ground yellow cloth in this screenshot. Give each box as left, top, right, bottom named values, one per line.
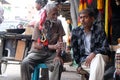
left=97, top=0, right=104, bottom=10
left=105, top=0, right=109, bottom=36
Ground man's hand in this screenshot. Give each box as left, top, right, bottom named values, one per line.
left=53, top=56, right=63, bottom=65
left=85, top=52, right=96, bottom=67
left=54, top=42, right=63, bottom=50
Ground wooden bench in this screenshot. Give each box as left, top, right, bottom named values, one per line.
left=0, top=40, right=27, bottom=74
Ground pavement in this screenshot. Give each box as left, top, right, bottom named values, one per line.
left=0, top=62, right=81, bottom=80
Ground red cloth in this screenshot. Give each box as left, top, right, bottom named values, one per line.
left=87, top=0, right=93, bottom=5
left=39, top=10, right=47, bottom=30
left=37, top=9, right=48, bottom=46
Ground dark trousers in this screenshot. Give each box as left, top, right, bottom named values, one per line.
left=21, top=51, right=63, bottom=80
left=41, top=68, right=49, bottom=80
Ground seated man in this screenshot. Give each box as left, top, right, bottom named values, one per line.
left=21, top=3, right=65, bottom=80
left=71, top=8, right=110, bottom=80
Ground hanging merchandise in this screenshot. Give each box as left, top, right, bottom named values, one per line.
left=97, top=0, right=104, bottom=10
left=105, top=0, right=112, bottom=36
left=79, top=0, right=87, bottom=11
left=87, top=0, right=93, bottom=5
left=96, top=0, right=104, bottom=22
left=105, top=0, right=109, bottom=36
left=97, top=0, right=104, bottom=20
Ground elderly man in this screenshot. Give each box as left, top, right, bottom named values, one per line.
left=21, top=3, right=65, bottom=80
left=71, top=8, right=110, bottom=80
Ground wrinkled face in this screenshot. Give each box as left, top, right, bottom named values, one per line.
left=79, top=13, right=94, bottom=28
left=47, top=8, right=59, bottom=22
left=35, top=3, right=42, bottom=10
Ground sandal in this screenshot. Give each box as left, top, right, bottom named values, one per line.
left=76, top=67, right=89, bottom=79
left=76, top=67, right=88, bottom=75
left=77, top=67, right=89, bottom=80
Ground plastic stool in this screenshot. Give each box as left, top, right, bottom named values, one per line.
left=32, top=63, right=47, bottom=80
